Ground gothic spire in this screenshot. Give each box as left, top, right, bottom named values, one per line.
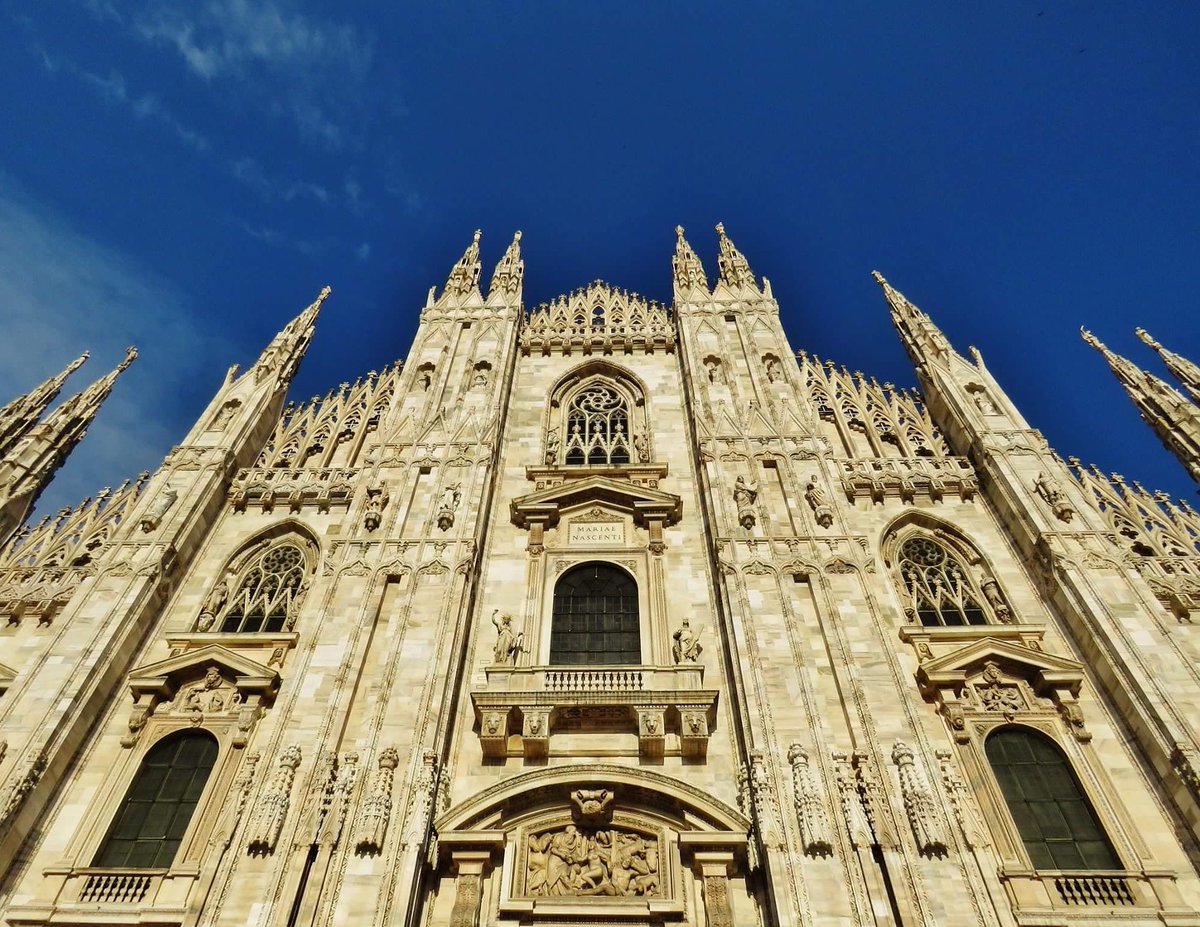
left=714, top=222, right=758, bottom=291
left=1082, top=328, right=1200, bottom=483
left=0, top=351, right=89, bottom=458
left=1136, top=328, right=1200, bottom=403
left=672, top=226, right=709, bottom=296
left=253, top=286, right=331, bottom=387
left=0, top=347, right=137, bottom=541
left=873, top=271, right=955, bottom=366
left=488, top=230, right=524, bottom=299
left=443, top=229, right=482, bottom=299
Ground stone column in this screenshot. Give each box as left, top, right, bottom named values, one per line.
left=448, top=849, right=492, bottom=927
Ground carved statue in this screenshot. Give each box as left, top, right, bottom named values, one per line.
left=527, top=825, right=659, bottom=898
left=733, top=476, right=758, bottom=529
left=139, top=483, right=178, bottom=533
left=471, top=366, right=489, bottom=389
left=545, top=427, right=560, bottom=465
left=704, top=357, right=722, bottom=384
left=633, top=432, right=649, bottom=463
left=211, top=399, right=240, bottom=429
left=765, top=356, right=781, bottom=382
left=491, top=610, right=523, bottom=665
left=1033, top=471, right=1075, bottom=523
left=980, top=578, right=1012, bottom=622
left=363, top=485, right=388, bottom=532
left=804, top=476, right=834, bottom=528
left=198, top=575, right=230, bottom=630
left=671, top=617, right=703, bottom=664
left=972, top=389, right=998, bottom=415
left=437, top=483, right=462, bottom=530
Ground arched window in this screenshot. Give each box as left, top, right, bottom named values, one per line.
left=897, top=536, right=988, bottom=627
left=564, top=385, right=631, bottom=466
left=986, top=728, right=1119, bottom=870
left=550, top=563, right=640, bottom=665
left=210, top=538, right=311, bottom=633
left=94, top=731, right=218, bottom=869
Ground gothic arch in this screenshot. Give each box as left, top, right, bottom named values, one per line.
left=544, top=362, right=651, bottom=467
left=881, top=513, right=1013, bottom=626
left=195, top=520, right=320, bottom=633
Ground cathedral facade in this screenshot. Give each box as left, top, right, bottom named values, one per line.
left=2, top=225, right=1200, bottom=927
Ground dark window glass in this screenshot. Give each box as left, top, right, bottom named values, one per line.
left=986, top=727, right=1119, bottom=870
left=220, top=543, right=305, bottom=633
left=898, top=536, right=990, bottom=627
left=94, top=731, right=218, bottom=869
left=550, top=563, right=640, bottom=665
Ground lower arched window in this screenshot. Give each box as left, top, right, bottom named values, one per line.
left=986, top=727, right=1119, bottom=870
left=94, top=731, right=218, bottom=869
left=550, top=563, right=640, bottom=665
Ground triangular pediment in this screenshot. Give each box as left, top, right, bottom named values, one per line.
left=917, top=637, right=1085, bottom=695
left=511, top=475, right=682, bottom=529
left=127, top=644, right=280, bottom=699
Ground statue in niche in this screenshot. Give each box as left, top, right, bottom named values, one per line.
left=139, top=483, right=178, bottom=533
left=437, top=483, right=461, bottom=530
left=545, top=427, right=560, bottom=465
left=733, top=476, right=758, bottom=529
left=972, top=388, right=998, bottom=415
left=704, top=357, right=722, bottom=384
left=211, top=399, right=240, bottom=429
left=804, top=476, right=834, bottom=528
left=671, top=617, right=703, bottom=664
left=197, top=575, right=230, bottom=630
left=471, top=366, right=489, bottom=389
left=491, top=610, right=523, bottom=665
left=980, top=578, right=1012, bottom=622
left=633, top=432, right=649, bottom=463
left=1033, top=471, right=1075, bottom=522
left=765, top=356, right=781, bottom=382
left=527, top=825, right=659, bottom=898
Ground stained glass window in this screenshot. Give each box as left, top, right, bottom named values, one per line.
left=94, top=731, right=218, bottom=869
left=898, top=536, right=988, bottom=627
left=986, top=727, right=1120, bottom=870
left=550, top=563, right=640, bottom=665
left=563, top=385, right=631, bottom=466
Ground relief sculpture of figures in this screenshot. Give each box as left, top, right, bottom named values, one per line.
left=671, top=617, right=703, bottom=664
left=1033, top=471, right=1076, bottom=523
left=526, top=825, right=659, bottom=898
left=491, top=609, right=523, bottom=666
left=733, top=475, right=758, bottom=529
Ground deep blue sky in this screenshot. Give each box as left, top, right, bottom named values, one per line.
left=1, top=2, right=1197, bottom=513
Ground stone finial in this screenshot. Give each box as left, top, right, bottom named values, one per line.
left=714, top=221, right=757, bottom=290
left=672, top=224, right=709, bottom=294
left=444, top=229, right=483, bottom=298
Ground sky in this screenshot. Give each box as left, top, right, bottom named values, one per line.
left=1, top=1, right=1197, bottom=514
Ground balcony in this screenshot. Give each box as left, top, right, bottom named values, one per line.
left=471, top=664, right=717, bottom=761
left=1001, top=869, right=1194, bottom=923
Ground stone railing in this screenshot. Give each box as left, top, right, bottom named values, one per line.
left=838, top=456, right=976, bottom=504
left=79, top=871, right=154, bottom=904
left=230, top=467, right=355, bottom=513
left=473, top=664, right=716, bottom=761
left=1001, top=869, right=1185, bottom=916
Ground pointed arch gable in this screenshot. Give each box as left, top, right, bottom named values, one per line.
left=548, top=360, right=649, bottom=410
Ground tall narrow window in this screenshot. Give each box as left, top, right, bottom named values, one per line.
left=220, top=541, right=307, bottom=633
left=986, top=727, right=1120, bottom=870
left=550, top=563, right=640, bottom=664
left=563, top=385, right=631, bottom=466
left=897, top=536, right=988, bottom=627
left=94, top=731, right=218, bottom=869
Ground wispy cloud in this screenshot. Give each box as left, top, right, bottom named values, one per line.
left=231, top=157, right=330, bottom=204
left=76, top=67, right=211, bottom=152
left=120, top=0, right=373, bottom=149
left=0, top=175, right=233, bottom=513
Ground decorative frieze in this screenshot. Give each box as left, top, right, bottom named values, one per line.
left=230, top=467, right=355, bottom=513
left=838, top=456, right=977, bottom=504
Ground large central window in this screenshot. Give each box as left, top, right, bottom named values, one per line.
left=550, top=563, right=640, bottom=664
left=564, top=385, right=631, bottom=466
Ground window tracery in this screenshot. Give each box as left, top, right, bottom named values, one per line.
left=198, top=534, right=316, bottom=633
left=889, top=531, right=1011, bottom=626
left=545, top=365, right=650, bottom=469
